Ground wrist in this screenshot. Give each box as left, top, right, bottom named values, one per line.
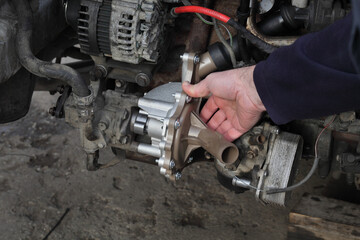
left=237, top=66, right=266, bottom=112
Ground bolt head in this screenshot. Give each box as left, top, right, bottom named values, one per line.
left=175, top=172, right=182, bottom=181
left=193, top=55, right=200, bottom=64
left=115, top=80, right=123, bottom=88
left=120, top=136, right=129, bottom=145
left=188, top=156, right=193, bottom=163
left=272, top=127, right=280, bottom=135
left=169, top=160, right=175, bottom=169
left=204, top=151, right=212, bottom=160
left=174, top=119, right=181, bottom=129
left=98, top=143, right=105, bottom=149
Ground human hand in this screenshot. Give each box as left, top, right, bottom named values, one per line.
left=182, top=65, right=266, bottom=141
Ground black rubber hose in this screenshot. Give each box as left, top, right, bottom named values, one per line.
left=14, top=0, right=90, bottom=97
left=237, top=0, right=251, bottom=63
left=227, top=18, right=277, bottom=54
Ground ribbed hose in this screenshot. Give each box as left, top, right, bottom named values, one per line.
left=14, top=0, right=90, bottom=97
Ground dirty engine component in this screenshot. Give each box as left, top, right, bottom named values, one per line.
left=0, top=0, right=358, bottom=207
left=65, top=0, right=168, bottom=64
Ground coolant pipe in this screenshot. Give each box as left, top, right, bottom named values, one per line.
left=186, top=113, right=239, bottom=165
left=14, top=0, right=90, bottom=97
left=190, top=126, right=239, bottom=164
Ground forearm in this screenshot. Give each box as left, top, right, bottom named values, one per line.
left=254, top=13, right=360, bottom=125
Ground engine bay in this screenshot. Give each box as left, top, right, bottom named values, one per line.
left=0, top=0, right=359, bottom=207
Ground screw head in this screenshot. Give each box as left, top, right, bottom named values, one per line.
left=169, top=160, right=175, bottom=169
left=188, top=156, right=193, bottom=163
left=174, top=119, right=181, bottom=129
left=175, top=172, right=182, bottom=181
left=193, top=55, right=200, bottom=64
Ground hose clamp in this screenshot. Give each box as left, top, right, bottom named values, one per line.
left=73, top=87, right=95, bottom=106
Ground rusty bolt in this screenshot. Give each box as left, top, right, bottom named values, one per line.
left=94, top=65, right=107, bottom=80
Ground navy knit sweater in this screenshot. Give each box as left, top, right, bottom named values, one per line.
left=254, top=6, right=360, bottom=125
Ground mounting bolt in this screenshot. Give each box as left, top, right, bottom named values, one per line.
left=169, top=160, right=175, bottom=169
left=193, top=55, right=200, bottom=64
left=115, top=80, right=123, bottom=88
left=94, top=65, right=107, bottom=80
left=174, top=119, right=181, bottom=129
left=175, top=172, right=182, bottom=181
left=98, top=143, right=105, bottom=149
left=188, top=156, right=194, bottom=163
left=49, top=107, right=56, bottom=116
left=135, top=73, right=151, bottom=87
left=186, top=95, right=192, bottom=103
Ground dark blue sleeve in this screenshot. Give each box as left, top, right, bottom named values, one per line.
left=253, top=13, right=360, bottom=125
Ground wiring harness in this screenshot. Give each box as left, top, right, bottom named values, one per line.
left=173, top=5, right=277, bottom=54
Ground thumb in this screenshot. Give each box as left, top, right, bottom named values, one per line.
left=182, top=81, right=210, bottom=98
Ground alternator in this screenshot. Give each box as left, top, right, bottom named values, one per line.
left=65, top=0, right=167, bottom=64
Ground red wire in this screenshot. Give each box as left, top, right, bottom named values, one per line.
left=174, top=6, right=231, bottom=24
